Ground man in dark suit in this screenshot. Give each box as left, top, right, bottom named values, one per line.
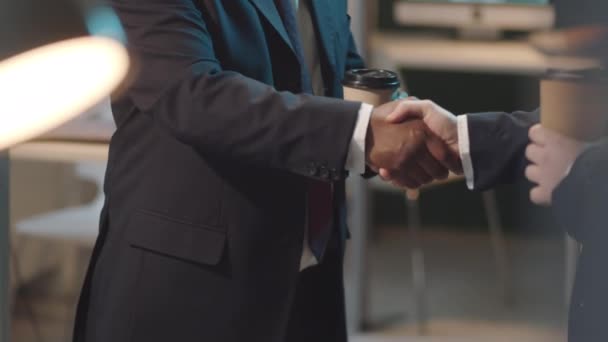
left=72, top=1, right=460, bottom=342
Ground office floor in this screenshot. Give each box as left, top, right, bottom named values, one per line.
left=12, top=225, right=566, bottom=342
left=344, top=226, right=566, bottom=341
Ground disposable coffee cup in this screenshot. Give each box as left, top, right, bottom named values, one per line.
left=541, top=68, right=608, bottom=141
left=343, top=69, right=401, bottom=106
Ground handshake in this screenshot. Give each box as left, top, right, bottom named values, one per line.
left=365, top=99, right=462, bottom=189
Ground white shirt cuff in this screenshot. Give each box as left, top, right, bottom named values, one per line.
left=345, top=103, right=373, bottom=175
left=457, top=115, right=475, bottom=190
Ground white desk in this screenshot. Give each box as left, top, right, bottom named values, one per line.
left=11, top=141, right=110, bottom=244
left=369, top=33, right=599, bottom=75
left=11, top=141, right=109, bottom=164
left=10, top=119, right=114, bottom=241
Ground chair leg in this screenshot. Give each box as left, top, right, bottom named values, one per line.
left=481, top=190, right=512, bottom=305
left=10, top=243, right=45, bottom=342
left=564, top=235, right=580, bottom=306
left=405, top=189, right=428, bottom=335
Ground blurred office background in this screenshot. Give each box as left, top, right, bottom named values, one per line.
left=8, top=0, right=576, bottom=341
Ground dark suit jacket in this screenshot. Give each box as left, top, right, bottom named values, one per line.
left=465, top=110, right=539, bottom=190
left=73, top=1, right=364, bottom=342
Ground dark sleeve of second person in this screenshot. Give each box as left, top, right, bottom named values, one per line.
left=110, top=0, right=361, bottom=181
left=552, top=140, right=608, bottom=243
left=466, top=110, right=540, bottom=191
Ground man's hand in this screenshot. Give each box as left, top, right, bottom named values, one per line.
left=366, top=100, right=455, bottom=189
left=376, top=100, right=462, bottom=185
left=525, top=124, right=588, bottom=206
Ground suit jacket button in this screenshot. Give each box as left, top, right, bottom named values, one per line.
left=331, top=168, right=341, bottom=181
left=320, top=166, right=330, bottom=179
left=307, top=163, right=318, bottom=176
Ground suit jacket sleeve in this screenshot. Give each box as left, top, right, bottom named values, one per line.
left=552, top=140, right=608, bottom=243
left=467, top=110, right=540, bottom=191
left=110, top=0, right=361, bottom=181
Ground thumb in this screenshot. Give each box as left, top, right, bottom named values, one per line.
left=386, top=100, right=426, bottom=123
left=426, top=132, right=463, bottom=175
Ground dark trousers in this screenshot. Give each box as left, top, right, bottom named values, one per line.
left=285, top=228, right=348, bottom=342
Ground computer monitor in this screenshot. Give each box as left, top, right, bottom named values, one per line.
left=394, top=0, right=555, bottom=38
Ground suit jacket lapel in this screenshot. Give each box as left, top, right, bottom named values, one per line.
left=248, top=0, right=294, bottom=52
left=309, top=0, right=337, bottom=72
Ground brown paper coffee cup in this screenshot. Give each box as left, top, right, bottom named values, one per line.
left=343, top=69, right=400, bottom=106
left=541, top=69, right=608, bottom=141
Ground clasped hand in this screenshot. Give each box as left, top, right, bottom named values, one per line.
left=365, top=99, right=463, bottom=189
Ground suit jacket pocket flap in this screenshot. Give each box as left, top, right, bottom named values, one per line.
left=127, top=210, right=226, bottom=266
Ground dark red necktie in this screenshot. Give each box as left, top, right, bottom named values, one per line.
left=307, top=180, right=334, bottom=261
